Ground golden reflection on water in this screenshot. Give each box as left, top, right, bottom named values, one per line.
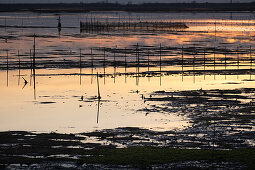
left=0, top=64, right=255, bottom=133
left=1, top=18, right=255, bottom=55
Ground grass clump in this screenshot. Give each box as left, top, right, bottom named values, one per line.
left=80, top=147, right=255, bottom=169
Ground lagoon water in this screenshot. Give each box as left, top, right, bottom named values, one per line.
left=1, top=11, right=255, bottom=133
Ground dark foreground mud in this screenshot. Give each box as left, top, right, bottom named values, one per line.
left=0, top=130, right=254, bottom=169
left=143, top=88, right=255, bottom=149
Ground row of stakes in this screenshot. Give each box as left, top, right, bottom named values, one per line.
left=2, top=46, right=255, bottom=70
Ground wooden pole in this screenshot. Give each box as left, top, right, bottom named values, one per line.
left=97, top=72, right=101, bottom=99
left=148, top=50, right=150, bottom=71
left=182, top=46, right=184, bottom=82
left=214, top=47, right=216, bottom=80
left=6, top=50, right=8, bottom=87
left=104, top=47, right=106, bottom=67
left=33, top=34, right=36, bottom=100
left=250, top=46, right=252, bottom=80
left=204, top=48, right=206, bottom=80
left=137, top=43, right=139, bottom=66
left=91, top=48, right=93, bottom=67
left=160, top=43, right=162, bottom=67
left=225, top=47, right=227, bottom=69
left=80, top=49, right=82, bottom=85
left=114, top=46, right=116, bottom=67
left=18, top=50, right=21, bottom=85
left=33, top=34, right=36, bottom=71
left=103, top=48, right=106, bottom=85
left=18, top=50, right=20, bottom=70
left=124, top=48, right=127, bottom=67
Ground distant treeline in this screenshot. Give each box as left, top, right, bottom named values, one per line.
left=1, top=2, right=255, bottom=12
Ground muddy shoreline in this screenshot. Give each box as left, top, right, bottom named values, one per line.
left=1, top=87, right=255, bottom=169
left=0, top=129, right=254, bottom=169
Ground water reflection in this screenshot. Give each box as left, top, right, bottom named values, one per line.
left=1, top=12, right=255, bottom=133
left=96, top=99, right=100, bottom=124
left=0, top=63, right=255, bottom=133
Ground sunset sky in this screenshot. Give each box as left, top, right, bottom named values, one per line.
left=0, top=0, right=254, bottom=3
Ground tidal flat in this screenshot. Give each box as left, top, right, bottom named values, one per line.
left=0, top=11, right=255, bottom=169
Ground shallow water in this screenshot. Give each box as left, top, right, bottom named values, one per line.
left=1, top=67, right=255, bottom=133
left=0, top=11, right=255, bottom=133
